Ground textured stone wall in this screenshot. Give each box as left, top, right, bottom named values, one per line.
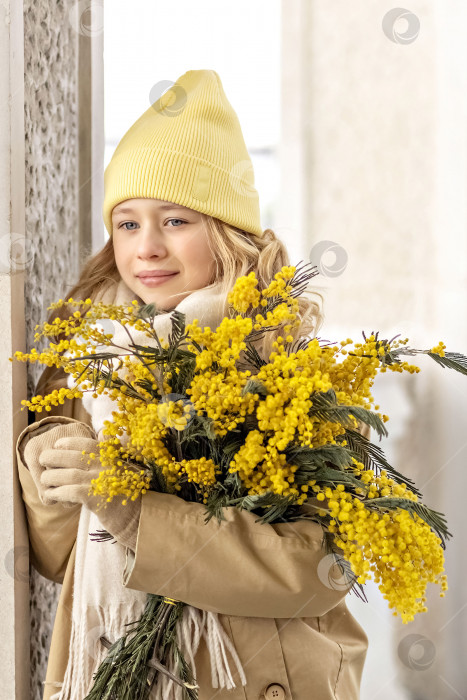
left=24, top=1, right=79, bottom=697
left=24, top=1, right=80, bottom=396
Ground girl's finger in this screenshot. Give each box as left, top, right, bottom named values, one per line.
left=41, top=467, right=100, bottom=489
left=43, top=486, right=85, bottom=506
left=54, top=436, right=99, bottom=453
left=39, top=447, right=98, bottom=470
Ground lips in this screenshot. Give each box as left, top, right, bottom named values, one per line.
left=137, top=271, right=178, bottom=278
left=136, top=271, right=179, bottom=287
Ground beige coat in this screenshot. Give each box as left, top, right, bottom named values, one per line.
left=17, top=364, right=369, bottom=700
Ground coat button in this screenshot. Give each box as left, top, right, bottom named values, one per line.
left=263, top=683, right=286, bottom=700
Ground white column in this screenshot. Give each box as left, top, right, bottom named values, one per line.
left=0, top=0, right=30, bottom=697
left=91, top=19, right=106, bottom=253
left=280, top=1, right=467, bottom=698
left=77, top=1, right=106, bottom=256
left=277, top=0, right=308, bottom=266
left=401, top=2, right=467, bottom=697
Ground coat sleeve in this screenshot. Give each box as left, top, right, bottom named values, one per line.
left=17, top=417, right=82, bottom=584
left=124, top=494, right=349, bottom=619
left=16, top=365, right=93, bottom=584
left=122, top=421, right=372, bottom=619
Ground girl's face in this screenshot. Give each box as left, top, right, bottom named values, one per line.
left=111, top=198, right=217, bottom=310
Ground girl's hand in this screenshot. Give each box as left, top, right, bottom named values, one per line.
left=39, top=436, right=103, bottom=507
left=21, top=419, right=97, bottom=508
left=39, top=436, right=141, bottom=551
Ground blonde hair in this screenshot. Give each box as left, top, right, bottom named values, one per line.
left=200, top=216, right=325, bottom=359
left=48, top=215, right=325, bottom=361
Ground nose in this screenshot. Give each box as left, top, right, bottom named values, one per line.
left=136, top=227, right=168, bottom=259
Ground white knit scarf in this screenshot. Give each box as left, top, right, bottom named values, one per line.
left=54, top=278, right=247, bottom=700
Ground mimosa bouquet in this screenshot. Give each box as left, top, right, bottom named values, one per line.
left=14, top=262, right=467, bottom=699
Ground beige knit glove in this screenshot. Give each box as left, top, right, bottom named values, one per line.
left=39, top=435, right=141, bottom=551
left=21, top=418, right=97, bottom=507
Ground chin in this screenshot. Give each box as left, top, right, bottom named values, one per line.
left=139, top=294, right=176, bottom=311
left=157, top=301, right=177, bottom=312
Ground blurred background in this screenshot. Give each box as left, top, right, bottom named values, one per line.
left=2, top=1, right=466, bottom=698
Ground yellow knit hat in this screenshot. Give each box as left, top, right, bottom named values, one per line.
left=102, top=69, right=263, bottom=237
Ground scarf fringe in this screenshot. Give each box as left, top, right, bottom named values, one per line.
left=202, top=611, right=247, bottom=690
left=152, top=606, right=247, bottom=700
left=56, top=597, right=246, bottom=699
left=57, top=601, right=146, bottom=700
left=154, top=605, right=207, bottom=700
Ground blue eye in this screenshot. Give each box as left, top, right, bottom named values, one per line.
left=118, top=219, right=186, bottom=230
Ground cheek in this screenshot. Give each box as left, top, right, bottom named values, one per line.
left=112, top=236, right=130, bottom=271
left=179, top=233, right=215, bottom=268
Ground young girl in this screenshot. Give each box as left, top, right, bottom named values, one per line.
left=16, top=69, right=369, bottom=700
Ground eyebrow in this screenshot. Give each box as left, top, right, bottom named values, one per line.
left=112, top=203, right=189, bottom=217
